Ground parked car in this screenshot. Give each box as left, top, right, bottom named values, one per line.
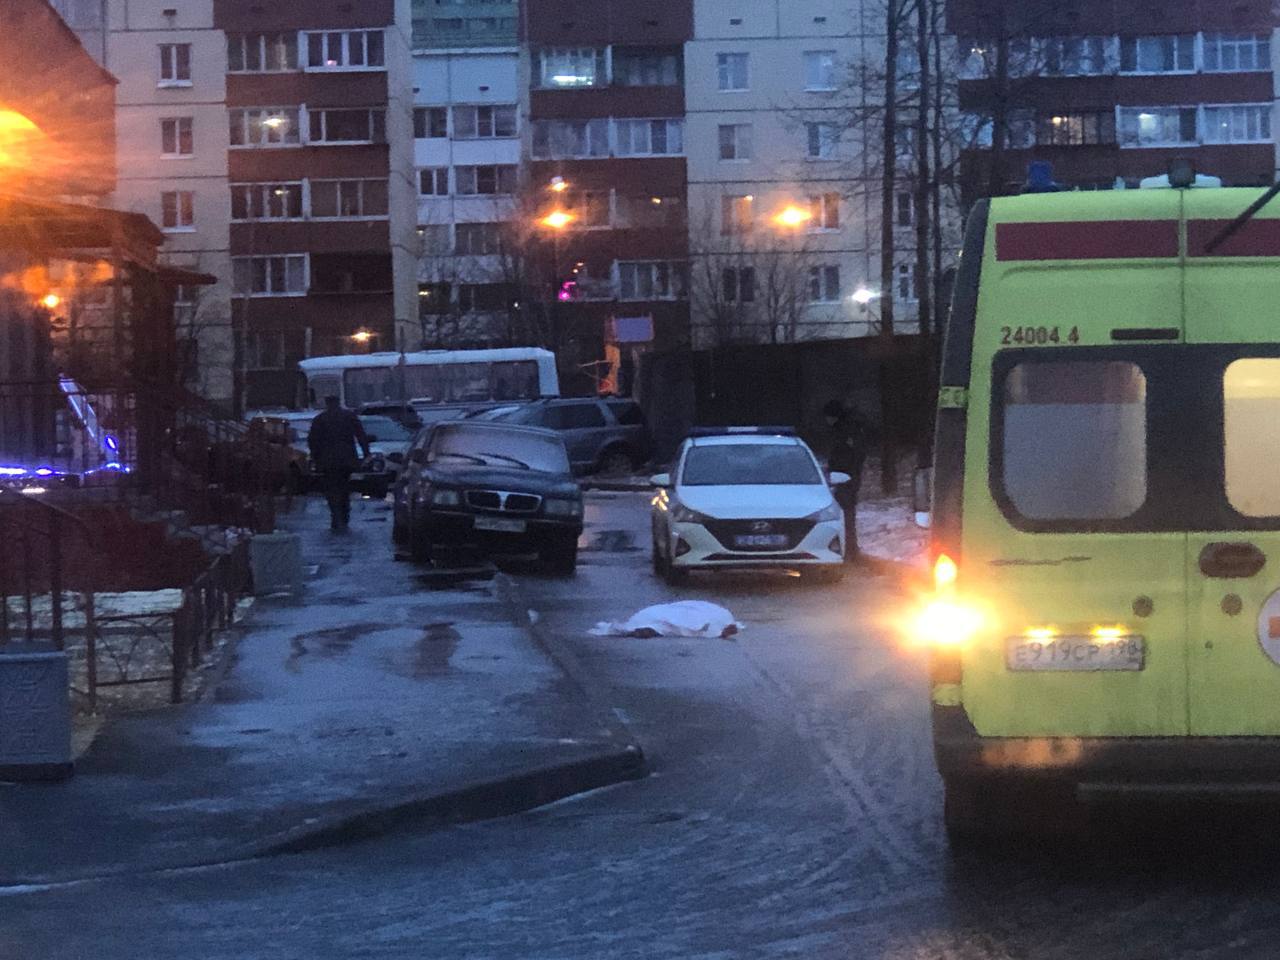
left=393, top=421, right=583, bottom=574
left=650, top=429, right=849, bottom=584
left=482, top=397, right=650, bottom=475
left=244, top=413, right=315, bottom=493
left=352, top=414, right=414, bottom=498
left=359, top=402, right=423, bottom=430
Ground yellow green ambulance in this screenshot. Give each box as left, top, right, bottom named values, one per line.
left=924, top=178, right=1280, bottom=839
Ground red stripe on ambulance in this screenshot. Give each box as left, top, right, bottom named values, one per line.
left=995, top=220, right=1180, bottom=261
left=1187, top=219, right=1280, bottom=258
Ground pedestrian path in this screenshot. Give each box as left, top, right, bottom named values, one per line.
left=0, top=497, right=640, bottom=887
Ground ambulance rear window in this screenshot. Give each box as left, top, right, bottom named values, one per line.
left=1000, top=361, right=1147, bottom=521
left=1225, top=359, right=1280, bottom=517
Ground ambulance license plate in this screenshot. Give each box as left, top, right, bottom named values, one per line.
left=474, top=517, right=526, bottom=534
left=1005, top=635, right=1145, bottom=672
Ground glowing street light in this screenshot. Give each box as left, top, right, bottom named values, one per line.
left=851, top=287, right=878, bottom=305
left=549, top=176, right=569, bottom=193
left=773, top=205, right=813, bottom=228
left=40, top=293, right=61, bottom=310
left=541, top=210, right=574, bottom=230
left=351, top=330, right=374, bottom=344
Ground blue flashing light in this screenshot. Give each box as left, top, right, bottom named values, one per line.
left=104, top=435, right=119, bottom=453
left=34, top=468, right=54, bottom=477
left=0, top=467, right=28, bottom=477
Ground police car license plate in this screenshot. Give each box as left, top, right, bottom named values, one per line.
left=1005, top=635, right=1145, bottom=672
left=735, top=534, right=789, bottom=548
left=474, top=517, right=526, bottom=534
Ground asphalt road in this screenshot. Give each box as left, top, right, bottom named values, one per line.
left=7, top=492, right=1280, bottom=959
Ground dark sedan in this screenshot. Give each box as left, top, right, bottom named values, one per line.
left=393, top=421, right=583, bottom=575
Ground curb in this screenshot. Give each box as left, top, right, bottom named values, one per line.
left=257, top=747, right=646, bottom=856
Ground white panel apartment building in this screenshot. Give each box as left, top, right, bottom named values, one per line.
left=51, top=0, right=234, bottom=405
left=685, top=0, right=921, bottom=348
left=412, top=9, right=520, bottom=349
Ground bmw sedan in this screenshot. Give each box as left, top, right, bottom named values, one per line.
left=650, top=430, right=849, bottom=583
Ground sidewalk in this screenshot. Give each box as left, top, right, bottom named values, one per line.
left=0, top=496, right=643, bottom=887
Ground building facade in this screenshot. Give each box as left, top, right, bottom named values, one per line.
left=685, top=0, right=918, bottom=347
left=411, top=1, right=522, bottom=349
left=520, top=0, right=695, bottom=394
left=950, top=0, right=1278, bottom=203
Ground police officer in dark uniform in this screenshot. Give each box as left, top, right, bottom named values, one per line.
left=307, top=396, right=370, bottom=532
left=823, top=398, right=871, bottom=562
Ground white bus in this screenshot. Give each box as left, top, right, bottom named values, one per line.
left=298, top=348, right=559, bottom=411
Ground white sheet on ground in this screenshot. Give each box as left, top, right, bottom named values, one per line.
left=590, top=601, right=742, bottom=639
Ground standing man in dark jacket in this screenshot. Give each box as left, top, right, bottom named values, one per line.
left=308, top=396, right=370, bottom=532
left=823, top=398, right=871, bottom=562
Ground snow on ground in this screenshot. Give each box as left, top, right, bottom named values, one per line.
left=857, top=496, right=927, bottom=569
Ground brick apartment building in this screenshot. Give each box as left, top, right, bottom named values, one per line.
left=950, top=0, right=1278, bottom=204
left=520, top=0, right=694, bottom=394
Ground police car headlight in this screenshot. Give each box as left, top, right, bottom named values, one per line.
left=672, top=504, right=712, bottom=525
left=543, top=498, right=583, bottom=518
left=807, top=502, right=843, bottom=523
left=430, top=488, right=462, bottom=507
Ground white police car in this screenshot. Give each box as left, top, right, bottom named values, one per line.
left=649, top=428, right=850, bottom=583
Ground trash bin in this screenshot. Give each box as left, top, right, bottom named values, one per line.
left=0, top=644, right=72, bottom=781
left=249, top=532, right=303, bottom=599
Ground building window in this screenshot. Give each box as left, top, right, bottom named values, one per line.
left=804, top=51, right=837, bottom=91
left=173, top=284, right=198, bottom=324
left=418, top=282, right=451, bottom=316
left=614, top=118, right=684, bottom=157
left=414, top=107, right=449, bottom=139
left=232, top=255, right=308, bottom=297
left=452, top=104, right=517, bottom=139
left=458, top=283, right=511, bottom=313
left=896, top=263, right=917, bottom=302
left=308, top=108, right=386, bottom=144
left=615, top=194, right=686, bottom=229
left=304, top=30, right=385, bottom=70
left=531, top=119, right=610, bottom=159
left=717, top=52, right=749, bottom=91
left=1118, top=106, right=1198, bottom=147
left=1119, top=35, right=1195, bottom=74
left=418, top=167, right=449, bottom=196
left=159, top=43, right=191, bottom=85
left=535, top=47, right=607, bottom=88
left=718, top=123, right=753, bottom=161
left=1037, top=111, right=1117, bottom=146
left=809, top=192, right=841, bottom=230
left=570, top=190, right=611, bottom=228
left=455, top=222, right=503, bottom=256
left=418, top=225, right=451, bottom=255
left=618, top=261, right=688, bottom=301
left=722, top=267, right=756, bottom=303
left=1202, top=104, right=1272, bottom=144
left=245, top=332, right=291, bottom=370
left=721, top=195, right=754, bottom=235
left=1203, top=33, right=1271, bottom=72
left=160, top=190, right=194, bottom=231
left=613, top=48, right=681, bottom=86
left=806, top=122, right=838, bottom=159
left=311, top=179, right=389, bottom=218
left=455, top=165, right=517, bottom=195
left=227, top=33, right=298, bottom=73
left=1041, top=36, right=1109, bottom=75
left=230, top=182, right=303, bottom=221
left=229, top=108, right=300, bottom=147
left=160, top=116, right=193, bottom=157
left=808, top=265, right=840, bottom=302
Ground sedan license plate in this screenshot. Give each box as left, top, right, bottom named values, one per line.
left=473, top=516, right=527, bottom=534
left=734, top=534, right=789, bottom=549
left=1006, top=635, right=1145, bottom=672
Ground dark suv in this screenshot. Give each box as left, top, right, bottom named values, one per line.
left=484, top=398, right=650, bottom=475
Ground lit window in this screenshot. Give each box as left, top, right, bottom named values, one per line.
left=804, top=51, right=837, bottom=90
left=230, top=182, right=303, bottom=221
left=1118, top=106, right=1197, bottom=147
left=304, top=30, right=385, bottom=70
left=159, top=43, right=191, bottom=85
left=228, top=108, right=300, bottom=147
left=536, top=48, right=607, bottom=88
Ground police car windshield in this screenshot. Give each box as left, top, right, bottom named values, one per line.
left=682, top=444, right=821, bottom=486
